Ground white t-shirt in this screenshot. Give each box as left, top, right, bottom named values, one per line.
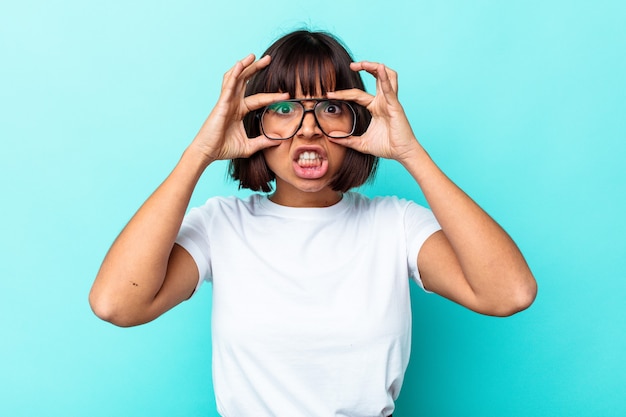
left=176, top=192, right=441, bottom=417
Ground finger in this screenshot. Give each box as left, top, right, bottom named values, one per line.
left=223, top=54, right=254, bottom=82
left=244, top=92, right=290, bottom=112
left=326, top=88, right=374, bottom=108
left=351, top=61, right=398, bottom=97
left=221, top=54, right=272, bottom=103
left=239, top=53, right=256, bottom=68
left=327, top=135, right=370, bottom=154
left=245, top=135, right=282, bottom=155
left=386, top=66, right=399, bottom=93
left=376, top=64, right=397, bottom=101
left=350, top=60, right=382, bottom=75
left=223, top=53, right=266, bottom=88
left=240, top=54, right=272, bottom=80
left=221, top=55, right=252, bottom=96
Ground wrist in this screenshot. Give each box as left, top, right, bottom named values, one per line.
left=395, top=139, right=426, bottom=165
left=397, top=141, right=438, bottom=182
left=180, top=144, right=215, bottom=175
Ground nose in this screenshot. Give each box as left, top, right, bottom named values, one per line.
left=296, top=109, right=323, bottom=139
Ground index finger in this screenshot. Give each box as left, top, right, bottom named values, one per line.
left=239, top=54, right=272, bottom=80
left=326, top=88, right=374, bottom=108
left=350, top=61, right=398, bottom=97
left=244, top=92, right=290, bottom=112
left=223, top=54, right=271, bottom=89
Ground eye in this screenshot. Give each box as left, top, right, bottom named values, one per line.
left=267, top=101, right=297, bottom=115
left=319, top=100, right=345, bottom=115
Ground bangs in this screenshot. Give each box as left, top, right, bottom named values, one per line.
left=250, top=30, right=361, bottom=97
left=266, top=54, right=338, bottom=97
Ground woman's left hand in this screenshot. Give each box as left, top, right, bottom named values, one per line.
left=326, top=61, right=421, bottom=162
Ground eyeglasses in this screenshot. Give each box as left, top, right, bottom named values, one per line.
left=259, top=98, right=357, bottom=140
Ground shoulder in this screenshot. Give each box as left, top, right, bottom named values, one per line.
left=192, top=194, right=264, bottom=216
left=346, top=192, right=416, bottom=214
left=180, top=195, right=265, bottom=230
left=347, top=192, right=439, bottom=229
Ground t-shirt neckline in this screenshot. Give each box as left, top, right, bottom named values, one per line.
left=257, top=192, right=353, bottom=219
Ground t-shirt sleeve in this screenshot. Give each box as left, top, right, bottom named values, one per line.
left=403, top=201, right=441, bottom=292
left=175, top=205, right=212, bottom=294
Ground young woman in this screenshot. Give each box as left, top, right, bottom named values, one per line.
left=90, top=30, right=537, bottom=417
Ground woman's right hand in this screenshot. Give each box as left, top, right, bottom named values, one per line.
left=189, top=54, right=288, bottom=164
left=90, top=54, right=289, bottom=327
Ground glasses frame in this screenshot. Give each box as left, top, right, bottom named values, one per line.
left=259, top=98, right=357, bottom=141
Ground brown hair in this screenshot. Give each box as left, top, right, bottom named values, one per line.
left=229, top=30, right=378, bottom=192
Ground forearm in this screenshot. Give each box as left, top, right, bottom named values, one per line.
left=89, top=55, right=285, bottom=325
left=400, top=143, right=536, bottom=314
left=335, top=60, right=535, bottom=313
left=89, top=147, right=211, bottom=322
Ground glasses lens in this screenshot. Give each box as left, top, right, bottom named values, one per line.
left=261, top=101, right=303, bottom=140
left=260, top=99, right=356, bottom=140
left=315, top=100, right=355, bottom=138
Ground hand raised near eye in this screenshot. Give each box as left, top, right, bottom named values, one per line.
left=189, top=54, right=289, bottom=164
left=327, top=61, right=421, bottom=163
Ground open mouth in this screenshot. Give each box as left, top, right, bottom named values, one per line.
left=296, top=151, right=323, bottom=168
left=292, top=149, right=329, bottom=179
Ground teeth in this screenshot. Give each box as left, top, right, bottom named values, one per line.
left=298, top=151, right=321, bottom=161
left=297, top=151, right=322, bottom=167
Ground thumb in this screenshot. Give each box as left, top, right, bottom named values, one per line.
left=245, top=135, right=282, bottom=156
left=328, top=136, right=369, bottom=155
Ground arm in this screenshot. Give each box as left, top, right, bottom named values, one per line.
left=89, top=151, right=206, bottom=327
left=328, top=62, right=537, bottom=317
left=404, top=149, right=536, bottom=316
left=89, top=54, right=288, bottom=327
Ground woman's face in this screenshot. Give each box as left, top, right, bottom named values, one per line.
left=262, top=92, right=347, bottom=208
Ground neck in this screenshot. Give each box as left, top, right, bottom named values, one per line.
left=269, top=186, right=343, bottom=208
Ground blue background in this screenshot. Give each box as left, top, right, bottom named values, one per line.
left=1, top=0, right=624, bottom=416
